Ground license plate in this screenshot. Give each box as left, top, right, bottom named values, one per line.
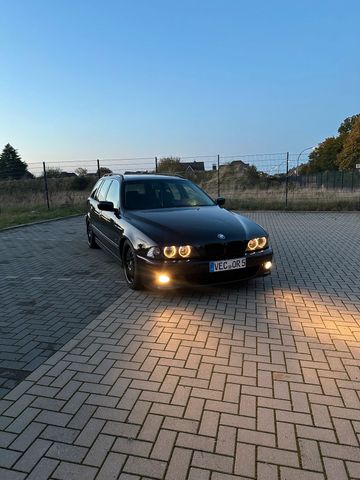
left=209, top=257, right=246, bottom=272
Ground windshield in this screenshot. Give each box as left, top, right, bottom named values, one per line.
left=124, top=178, right=215, bottom=210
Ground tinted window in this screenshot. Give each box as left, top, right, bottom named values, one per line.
left=91, top=179, right=103, bottom=200
left=106, top=180, right=120, bottom=208
left=124, top=179, right=214, bottom=210
left=97, top=179, right=112, bottom=202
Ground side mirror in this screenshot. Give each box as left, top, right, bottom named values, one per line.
left=98, top=201, right=115, bottom=212
left=216, top=197, right=226, bottom=207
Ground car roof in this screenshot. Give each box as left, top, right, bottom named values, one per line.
left=103, top=174, right=185, bottom=181
left=124, top=174, right=184, bottom=181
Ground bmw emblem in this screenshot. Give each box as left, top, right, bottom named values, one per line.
left=217, top=233, right=226, bottom=240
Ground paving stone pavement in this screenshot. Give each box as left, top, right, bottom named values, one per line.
left=0, top=211, right=360, bottom=479
left=0, top=217, right=128, bottom=397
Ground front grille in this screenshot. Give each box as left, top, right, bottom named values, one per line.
left=202, top=241, right=245, bottom=260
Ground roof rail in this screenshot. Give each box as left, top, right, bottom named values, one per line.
left=101, top=173, right=123, bottom=178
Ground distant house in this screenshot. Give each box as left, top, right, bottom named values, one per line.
left=181, top=161, right=205, bottom=173
left=229, top=160, right=248, bottom=168
left=60, top=171, right=76, bottom=178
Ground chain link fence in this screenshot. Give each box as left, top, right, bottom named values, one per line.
left=1, top=153, right=359, bottom=221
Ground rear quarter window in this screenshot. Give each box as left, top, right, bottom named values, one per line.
left=91, top=179, right=103, bottom=200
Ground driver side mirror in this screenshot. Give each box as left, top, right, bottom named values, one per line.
left=216, top=197, right=226, bottom=207
left=98, top=201, right=115, bottom=212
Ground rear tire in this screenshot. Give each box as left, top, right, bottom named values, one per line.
left=122, top=240, right=144, bottom=290
left=87, top=221, right=98, bottom=249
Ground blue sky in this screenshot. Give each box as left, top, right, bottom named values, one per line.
left=1, top=0, right=359, bottom=169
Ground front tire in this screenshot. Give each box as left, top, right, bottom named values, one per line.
left=87, top=221, right=98, bottom=249
left=122, top=241, right=144, bottom=290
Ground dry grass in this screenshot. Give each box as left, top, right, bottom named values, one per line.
left=0, top=181, right=89, bottom=229
left=0, top=177, right=359, bottom=230
left=219, top=187, right=360, bottom=210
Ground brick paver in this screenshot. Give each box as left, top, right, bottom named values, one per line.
left=0, top=217, right=127, bottom=397
left=0, top=211, right=360, bottom=479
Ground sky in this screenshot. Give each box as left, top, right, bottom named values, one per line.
left=1, top=0, right=359, bottom=172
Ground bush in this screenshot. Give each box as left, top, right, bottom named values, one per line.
left=71, top=176, right=91, bottom=190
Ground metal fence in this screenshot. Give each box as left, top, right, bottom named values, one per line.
left=1, top=153, right=359, bottom=215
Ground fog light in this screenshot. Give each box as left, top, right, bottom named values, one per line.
left=158, top=274, right=170, bottom=284
left=264, top=261, right=272, bottom=270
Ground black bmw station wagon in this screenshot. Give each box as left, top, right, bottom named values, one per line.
left=86, top=174, right=273, bottom=289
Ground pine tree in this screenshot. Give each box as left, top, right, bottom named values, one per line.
left=0, top=144, right=28, bottom=179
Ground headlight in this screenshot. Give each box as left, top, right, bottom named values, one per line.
left=147, top=247, right=161, bottom=258
left=257, top=237, right=267, bottom=249
left=179, top=245, right=191, bottom=258
left=163, top=246, right=177, bottom=258
left=246, top=237, right=268, bottom=252
left=247, top=238, right=258, bottom=251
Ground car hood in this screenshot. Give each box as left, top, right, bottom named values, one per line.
left=125, top=206, right=267, bottom=245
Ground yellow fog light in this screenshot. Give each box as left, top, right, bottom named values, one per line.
left=179, top=245, right=191, bottom=258
left=158, top=274, right=170, bottom=284
left=163, top=246, right=177, bottom=258
left=264, top=261, right=272, bottom=270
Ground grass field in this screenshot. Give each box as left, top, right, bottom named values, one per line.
left=0, top=205, right=85, bottom=230
left=0, top=187, right=87, bottom=229
left=219, top=188, right=360, bottom=211
left=1, top=177, right=359, bottom=230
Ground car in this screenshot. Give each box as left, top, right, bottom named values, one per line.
left=86, top=174, right=273, bottom=289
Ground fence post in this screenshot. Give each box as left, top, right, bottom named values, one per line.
left=351, top=170, right=354, bottom=191
left=217, top=154, right=220, bottom=197
left=155, top=156, right=158, bottom=173
left=97, top=159, right=101, bottom=179
left=285, top=152, right=289, bottom=208
left=43, top=162, right=50, bottom=210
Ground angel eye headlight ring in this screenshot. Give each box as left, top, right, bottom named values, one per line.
left=247, top=238, right=259, bottom=251
left=257, top=237, right=267, bottom=249
left=163, top=246, right=177, bottom=258
left=246, top=237, right=268, bottom=252
left=179, top=245, right=191, bottom=258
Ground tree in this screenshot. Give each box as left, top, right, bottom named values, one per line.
left=338, top=114, right=360, bottom=135
left=44, top=167, right=63, bottom=178
left=157, top=157, right=185, bottom=175
left=299, top=113, right=360, bottom=174
left=300, top=137, right=342, bottom=174
left=337, top=116, right=360, bottom=170
left=244, top=165, right=260, bottom=184
left=99, top=167, right=112, bottom=177
left=0, top=143, right=28, bottom=179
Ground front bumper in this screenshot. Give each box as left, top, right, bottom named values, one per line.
left=137, top=248, right=273, bottom=288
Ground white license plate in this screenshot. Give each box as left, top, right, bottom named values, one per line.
left=209, top=257, right=246, bottom=273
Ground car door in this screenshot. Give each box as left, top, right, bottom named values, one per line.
left=100, top=179, right=124, bottom=255
left=88, top=178, right=104, bottom=231
left=91, top=178, right=112, bottom=239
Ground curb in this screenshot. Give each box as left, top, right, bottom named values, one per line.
left=0, top=213, right=84, bottom=232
